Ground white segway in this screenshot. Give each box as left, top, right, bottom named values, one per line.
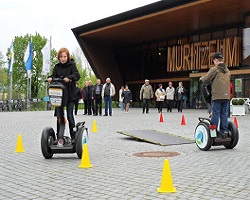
left=194, top=84, right=239, bottom=151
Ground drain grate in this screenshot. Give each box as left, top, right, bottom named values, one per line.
left=133, top=151, right=180, bottom=158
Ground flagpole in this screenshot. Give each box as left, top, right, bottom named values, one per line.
left=9, top=73, right=12, bottom=101
left=8, top=40, right=14, bottom=103
left=27, top=76, right=29, bottom=110
left=29, top=37, right=32, bottom=101
left=43, top=36, right=52, bottom=110
left=29, top=77, right=31, bottom=99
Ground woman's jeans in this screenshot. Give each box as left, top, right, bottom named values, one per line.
left=57, top=100, right=76, bottom=139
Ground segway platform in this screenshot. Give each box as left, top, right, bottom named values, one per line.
left=50, top=144, right=76, bottom=154
left=41, top=122, right=88, bottom=159
left=194, top=117, right=239, bottom=151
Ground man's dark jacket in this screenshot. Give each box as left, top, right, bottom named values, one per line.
left=92, top=84, right=103, bottom=98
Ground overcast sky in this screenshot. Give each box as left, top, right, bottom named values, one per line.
left=0, top=0, right=159, bottom=64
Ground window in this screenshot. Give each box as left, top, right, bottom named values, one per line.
left=212, top=31, right=224, bottom=40
left=225, top=28, right=238, bottom=38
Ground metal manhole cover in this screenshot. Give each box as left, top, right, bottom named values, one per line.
left=133, top=151, right=180, bottom=158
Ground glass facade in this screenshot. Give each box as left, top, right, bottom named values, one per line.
left=115, top=25, right=250, bottom=108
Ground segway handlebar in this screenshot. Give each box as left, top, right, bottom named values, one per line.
left=198, top=117, right=212, bottom=124
left=45, top=77, right=72, bottom=83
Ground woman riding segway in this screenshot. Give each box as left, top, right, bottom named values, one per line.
left=47, top=49, right=80, bottom=144
left=41, top=48, right=88, bottom=159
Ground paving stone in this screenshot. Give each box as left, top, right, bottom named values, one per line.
left=0, top=109, right=250, bottom=199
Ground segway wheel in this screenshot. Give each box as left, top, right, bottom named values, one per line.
left=75, top=127, right=88, bottom=159
left=194, top=122, right=212, bottom=151
left=41, top=127, right=55, bottom=159
left=224, top=121, right=239, bottom=149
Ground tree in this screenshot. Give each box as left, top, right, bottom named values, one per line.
left=0, top=51, right=6, bottom=67
left=6, top=34, right=58, bottom=99
left=31, top=33, right=47, bottom=98
left=5, top=35, right=93, bottom=102
left=72, top=47, right=97, bottom=89
left=9, top=34, right=30, bottom=99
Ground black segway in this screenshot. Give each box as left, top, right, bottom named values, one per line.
left=194, top=84, right=239, bottom=151
left=41, top=78, right=88, bottom=159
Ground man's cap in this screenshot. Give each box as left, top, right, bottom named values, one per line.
left=212, top=52, right=224, bottom=60
left=145, top=79, right=149, bottom=82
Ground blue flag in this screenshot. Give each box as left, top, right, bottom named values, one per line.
left=8, top=41, right=14, bottom=75
left=24, top=41, right=33, bottom=78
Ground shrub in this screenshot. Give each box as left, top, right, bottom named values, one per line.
left=238, top=99, right=245, bottom=105
left=232, top=99, right=238, bottom=105
left=232, top=98, right=245, bottom=105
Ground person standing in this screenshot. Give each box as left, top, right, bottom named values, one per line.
left=47, top=47, right=80, bottom=143
left=82, top=81, right=89, bottom=115
left=140, top=79, right=153, bottom=114
left=93, top=79, right=103, bottom=116
left=74, top=82, right=82, bottom=115
left=155, top=84, right=166, bottom=113
left=200, top=52, right=230, bottom=139
left=166, top=82, right=175, bottom=112
left=228, top=81, right=233, bottom=118
left=182, top=92, right=188, bottom=108
left=122, top=85, right=132, bottom=113
left=102, top=78, right=116, bottom=116
left=119, top=86, right=125, bottom=111
left=175, top=82, right=185, bottom=112
left=87, top=80, right=95, bottom=115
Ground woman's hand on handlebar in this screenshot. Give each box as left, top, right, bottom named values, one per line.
left=64, top=77, right=70, bottom=83
left=47, top=77, right=71, bottom=82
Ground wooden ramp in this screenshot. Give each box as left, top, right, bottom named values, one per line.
left=117, top=130, right=194, bottom=146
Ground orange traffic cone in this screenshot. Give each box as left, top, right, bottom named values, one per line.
left=159, top=113, right=164, bottom=123
left=234, top=117, right=239, bottom=128
left=181, top=115, right=186, bottom=125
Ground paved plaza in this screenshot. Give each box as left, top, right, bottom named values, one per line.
left=0, top=108, right=250, bottom=200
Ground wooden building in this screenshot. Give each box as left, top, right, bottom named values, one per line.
left=72, top=0, right=250, bottom=108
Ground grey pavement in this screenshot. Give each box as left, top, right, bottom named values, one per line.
left=0, top=108, right=250, bottom=200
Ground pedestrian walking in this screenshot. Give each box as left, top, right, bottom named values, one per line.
left=122, top=85, right=132, bottom=113
left=155, top=84, right=166, bottom=113
left=140, top=79, right=153, bottom=114
left=102, top=78, right=116, bottom=116
left=166, top=82, right=175, bottom=112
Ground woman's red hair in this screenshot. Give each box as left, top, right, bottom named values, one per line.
left=57, top=48, right=70, bottom=62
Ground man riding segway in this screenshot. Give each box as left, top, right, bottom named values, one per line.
left=195, top=52, right=239, bottom=151
left=200, top=52, right=230, bottom=139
